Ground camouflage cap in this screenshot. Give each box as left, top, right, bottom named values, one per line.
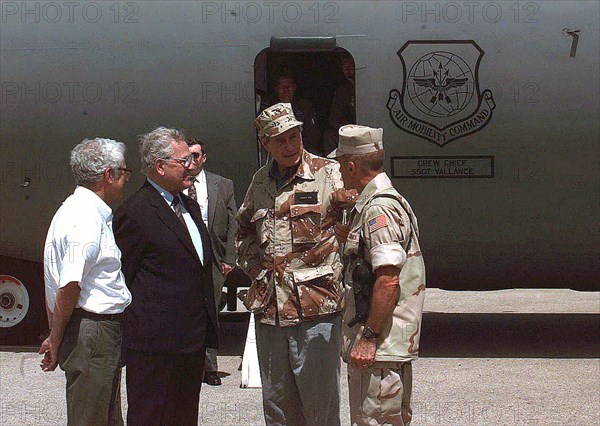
left=327, top=124, right=384, bottom=158
left=254, top=103, right=303, bottom=141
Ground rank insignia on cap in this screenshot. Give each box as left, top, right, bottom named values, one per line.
left=368, top=214, right=388, bottom=233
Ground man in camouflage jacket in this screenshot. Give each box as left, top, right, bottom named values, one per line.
left=237, top=103, right=345, bottom=426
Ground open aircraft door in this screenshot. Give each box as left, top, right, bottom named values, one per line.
left=254, top=36, right=357, bottom=162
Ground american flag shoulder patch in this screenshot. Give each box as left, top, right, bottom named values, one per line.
left=368, top=214, right=388, bottom=233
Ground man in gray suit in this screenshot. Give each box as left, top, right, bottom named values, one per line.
left=185, top=138, right=237, bottom=386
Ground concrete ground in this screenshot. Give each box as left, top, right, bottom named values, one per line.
left=1, top=289, right=599, bottom=425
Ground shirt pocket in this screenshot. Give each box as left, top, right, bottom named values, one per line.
left=343, top=230, right=360, bottom=257
left=292, top=265, right=340, bottom=318
left=290, top=204, right=322, bottom=246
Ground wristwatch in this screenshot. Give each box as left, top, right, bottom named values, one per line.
left=362, top=326, right=380, bottom=340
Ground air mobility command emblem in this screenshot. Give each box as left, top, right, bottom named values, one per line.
left=387, top=40, right=496, bottom=147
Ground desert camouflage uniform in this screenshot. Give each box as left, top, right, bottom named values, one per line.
left=237, top=150, right=344, bottom=326
left=341, top=172, right=426, bottom=426
left=237, top=149, right=346, bottom=425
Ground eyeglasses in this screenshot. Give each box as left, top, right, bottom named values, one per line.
left=162, top=155, right=194, bottom=168
left=191, top=152, right=205, bottom=160
left=118, top=167, right=133, bottom=178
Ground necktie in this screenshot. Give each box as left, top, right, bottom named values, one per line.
left=188, top=179, right=198, bottom=201
left=172, top=195, right=186, bottom=226
left=173, top=194, right=204, bottom=265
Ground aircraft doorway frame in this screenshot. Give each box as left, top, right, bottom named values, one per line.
left=253, top=37, right=356, bottom=166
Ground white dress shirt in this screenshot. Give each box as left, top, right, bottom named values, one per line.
left=184, top=169, right=209, bottom=227
left=44, top=186, right=132, bottom=314
left=148, top=179, right=204, bottom=265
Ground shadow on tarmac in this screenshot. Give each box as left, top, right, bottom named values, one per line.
left=4, top=312, right=598, bottom=359
left=420, top=313, right=600, bottom=358
left=216, top=312, right=600, bottom=359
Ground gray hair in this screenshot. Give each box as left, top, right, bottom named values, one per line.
left=348, top=149, right=385, bottom=172
left=70, top=138, right=125, bottom=186
left=139, top=126, right=186, bottom=174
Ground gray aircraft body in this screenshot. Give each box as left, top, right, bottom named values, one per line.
left=1, top=1, right=598, bottom=343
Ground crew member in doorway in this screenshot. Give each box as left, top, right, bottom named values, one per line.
left=263, top=70, right=322, bottom=155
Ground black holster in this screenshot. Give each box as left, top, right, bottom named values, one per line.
left=347, top=254, right=376, bottom=328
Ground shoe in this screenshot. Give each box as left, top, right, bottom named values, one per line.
left=203, top=371, right=222, bottom=386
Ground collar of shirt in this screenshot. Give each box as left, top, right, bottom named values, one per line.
left=268, top=150, right=315, bottom=189
left=269, top=159, right=299, bottom=190
left=147, top=178, right=204, bottom=263
left=73, top=186, right=112, bottom=221
left=195, top=169, right=207, bottom=184
left=354, top=172, right=394, bottom=214
left=147, top=178, right=176, bottom=206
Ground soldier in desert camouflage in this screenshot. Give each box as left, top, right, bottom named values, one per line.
left=237, top=103, right=352, bottom=426
left=329, top=125, right=426, bottom=426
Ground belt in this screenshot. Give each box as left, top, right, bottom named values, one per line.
left=73, top=308, right=124, bottom=322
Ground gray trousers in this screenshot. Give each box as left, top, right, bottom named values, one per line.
left=205, top=264, right=224, bottom=372
left=58, top=313, right=124, bottom=426
left=255, top=314, right=342, bottom=426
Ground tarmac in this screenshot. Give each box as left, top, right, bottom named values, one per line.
left=1, top=288, right=599, bottom=425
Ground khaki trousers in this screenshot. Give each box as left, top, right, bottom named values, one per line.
left=58, top=314, right=124, bottom=426
left=348, top=362, right=413, bottom=426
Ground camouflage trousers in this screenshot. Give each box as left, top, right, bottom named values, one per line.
left=255, top=315, right=342, bottom=426
left=348, top=362, right=413, bottom=426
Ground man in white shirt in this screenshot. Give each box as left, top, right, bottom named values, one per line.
left=40, top=138, right=132, bottom=426
left=184, top=138, right=237, bottom=386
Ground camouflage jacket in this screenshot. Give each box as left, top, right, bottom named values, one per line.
left=341, top=173, right=426, bottom=362
left=236, top=150, right=344, bottom=326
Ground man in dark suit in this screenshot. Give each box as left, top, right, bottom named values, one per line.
left=184, top=138, right=237, bottom=386
left=113, top=127, right=218, bottom=425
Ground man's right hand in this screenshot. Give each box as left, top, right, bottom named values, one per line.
left=334, top=222, right=351, bottom=244
left=39, top=336, right=59, bottom=372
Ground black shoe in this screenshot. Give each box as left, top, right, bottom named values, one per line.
left=203, top=371, right=222, bottom=386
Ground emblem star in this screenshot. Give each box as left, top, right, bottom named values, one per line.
left=413, top=63, right=468, bottom=104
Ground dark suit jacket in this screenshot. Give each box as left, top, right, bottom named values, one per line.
left=206, top=171, right=237, bottom=270
left=114, top=180, right=218, bottom=354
